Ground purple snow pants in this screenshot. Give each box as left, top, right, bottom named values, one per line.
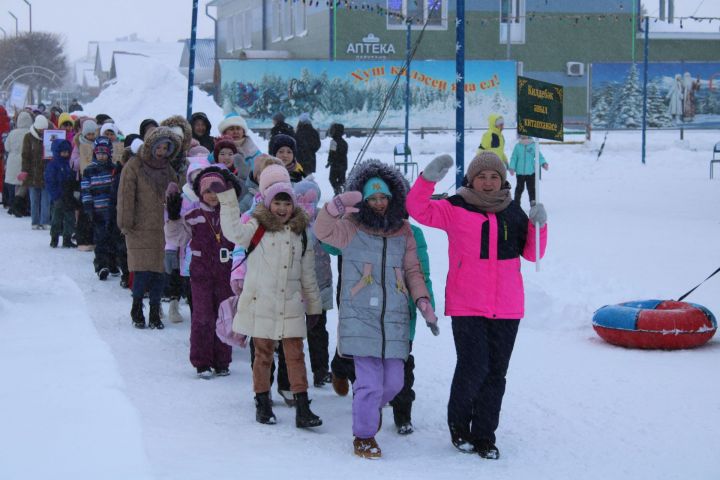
left=352, top=356, right=405, bottom=439
left=189, top=276, right=232, bottom=370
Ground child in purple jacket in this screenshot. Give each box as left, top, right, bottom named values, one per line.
left=164, top=166, right=243, bottom=378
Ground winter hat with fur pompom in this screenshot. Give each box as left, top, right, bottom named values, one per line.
left=218, top=113, right=249, bottom=136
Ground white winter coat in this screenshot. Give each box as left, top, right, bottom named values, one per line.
left=218, top=190, right=322, bottom=340
left=4, top=112, right=33, bottom=186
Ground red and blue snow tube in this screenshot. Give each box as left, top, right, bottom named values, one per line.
left=592, top=300, right=716, bottom=350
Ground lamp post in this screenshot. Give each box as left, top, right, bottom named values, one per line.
left=0, top=26, right=6, bottom=39
left=22, top=0, right=31, bottom=33
left=8, top=11, right=18, bottom=36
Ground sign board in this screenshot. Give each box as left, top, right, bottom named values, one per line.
left=517, top=76, right=563, bottom=141
left=8, top=82, right=30, bottom=113
left=42, top=130, right=67, bottom=160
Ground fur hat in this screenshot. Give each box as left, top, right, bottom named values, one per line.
left=81, top=119, right=97, bottom=137
left=466, top=151, right=507, bottom=185
left=93, top=136, right=113, bottom=158
left=269, top=134, right=296, bottom=157
left=218, top=113, right=249, bottom=136
left=213, top=135, right=237, bottom=160
left=140, top=126, right=180, bottom=162
left=160, top=115, right=192, bottom=153
left=345, top=159, right=408, bottom=233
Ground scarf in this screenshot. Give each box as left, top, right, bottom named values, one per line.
left=141, top=155, right=171, bottom=197
left=457, top=186, right=512, bottom=213
left=78, top=134, right=94, bottom=145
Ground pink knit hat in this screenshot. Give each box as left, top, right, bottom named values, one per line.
left=259, top=164, right=294, bottom=209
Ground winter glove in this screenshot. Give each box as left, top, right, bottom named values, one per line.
left=529, top=202, right=547, bottom=227
left=326, top=191, right=362, bottom=217
left=542, top=163, right=549, bottom=171
left=16, top=172, right=28, bottom=182
left=164, top=250, right=179, bottom=274
left=422, top=155, right=454, bottom=182
left=417, top=297, right=439, bottom=336
left=166, top=191, right=182, bottom=221
left=306, top=314, right=322, bottom=330
left=230, top=278, right=244, bottom=296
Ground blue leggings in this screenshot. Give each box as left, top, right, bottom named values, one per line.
left=131, top=271, right=165, bottom=306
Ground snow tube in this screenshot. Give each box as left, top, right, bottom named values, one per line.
left=592, top=300, right=716, bottom=350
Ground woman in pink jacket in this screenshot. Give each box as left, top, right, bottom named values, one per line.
left=406, top=152, right=547, bottom=460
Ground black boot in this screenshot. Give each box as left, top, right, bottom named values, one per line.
left=294, top=392, right=322, bottom=428
left=131, top=298, right=145, bottom=329
left=50, top=236, right=58, bottom=248
left=148, top=304, right=164, bottom=330
left=120, top=272, right=129, bottom=289
left=475, top=438, right=500, bottom=460
left=62, top=237, right=77, bottom=248
left=255, top=392, right=277, bottom=425
left=393, top=403, right=413, bottom=435
left=450, top=424, right=477, bottom=454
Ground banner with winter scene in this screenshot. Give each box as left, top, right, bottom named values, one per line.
left=219, top=60, right=517, bottom=130
left=592, top=62, right=720, bottom=129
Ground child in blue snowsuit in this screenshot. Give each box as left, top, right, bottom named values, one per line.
left=508, top=135, right=549, bottom=206
left=44, top=139, right=77, bottom=248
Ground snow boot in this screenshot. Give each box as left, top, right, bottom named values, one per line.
left=168, top=299, right=183, bottom=323
left=475, top=439, right=500, bottom=460
left=313, top=371, right=332, bottom=387
left=131, top=298, right=145, bottom=329
left=393, top=403, right=413, bottom=435
left=294, top=392, right=322, bottom=428
left=331, top=374, right=350, bottom=397
left=97, top=267, right=110, bottom=281
left=50, top=236, right=58, bottom=248
left=353, top=437, right=381, bottom=459
left=62, top=237, right=77, bottom=248
left=148, top=304, right=164, bottom=330
left=450, top=424, right=476, bottom=454
left=120, top=272, right=129, bottom=289
left=196, top=367, right=213, bottom=380
left=255, top=392, right=277, bottom=425
left=214, top=367, right=230, bottom=377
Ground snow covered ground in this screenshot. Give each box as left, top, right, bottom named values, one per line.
left=1, top=129, right=719, bottom=480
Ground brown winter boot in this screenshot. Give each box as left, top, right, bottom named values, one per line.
left=353, top=437, right=382, bottom=459
left=332, top=374, right=349, bottom=397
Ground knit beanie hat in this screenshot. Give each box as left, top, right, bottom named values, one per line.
left=33, top=114, right=49, bottom=131
left=269, top=134, right=296, bottom=157
left=100, top=123, right=117, bottom=137
left=57, top=113, right=74, bottom=127
left=252, top=155, right=283, bottom=183
left=95, top=113, right=112, bottom=125
left=93, top=136, right=113, bottom=157
left=198, top=172, right=226, bottom=195
left=466, top=151, right=507, bottom=185
left=362, top=176, right=392, bottom=200
left=82, top=119, right=98, bottom=137
left=218, top=113, right=249, bottom=136
left=213, top=135, right=237, bottom=160
left=259, top=164, right=294, bottom=208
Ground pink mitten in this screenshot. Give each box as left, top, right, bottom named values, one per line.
left=326, top=191, right=362, bottom=217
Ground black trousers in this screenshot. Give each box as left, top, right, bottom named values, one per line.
left=329, top=167, right=346, bottom=195
left=514, top=174, right=536, bottom=204
left=307, top=311, right=329, bottom=376
left=448, top=316, right=520, bottom=443
left=93, top=220, right=117, bottom=272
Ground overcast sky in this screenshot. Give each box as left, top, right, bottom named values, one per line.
left=1, top=0, right=719, bottom=60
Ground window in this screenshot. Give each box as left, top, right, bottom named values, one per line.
left=499, top=0, right=525, bottom=44
left=387, top=0, right=448, bottom=30
left=219, top=17, right=234, bottom=53
left=243, top=10, right=253, bottom=48
left=271, top=0, right=281, bottom=42
left=294, top=1, right=307, bottom=37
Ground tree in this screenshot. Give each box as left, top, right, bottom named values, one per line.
left=0, top=32, right=68, bottom=95
left=613, top=63, right=643, bottom=128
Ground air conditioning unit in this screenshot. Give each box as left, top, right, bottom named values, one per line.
left=566, top=62, right=584, bottom=77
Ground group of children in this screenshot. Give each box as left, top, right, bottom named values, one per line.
left=6, top=108, right=548, bottom=460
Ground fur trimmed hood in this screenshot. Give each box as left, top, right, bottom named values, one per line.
left=252, top=203, right=309, bottom=234
left=140, top=126, right=183, bottom=164
left=345, top=159, right=408, bottom=234
left=160, top=115, right=192, bottom=154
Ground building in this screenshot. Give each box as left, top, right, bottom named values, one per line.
left=179, top=38, right=216, bottom=86
left=208, top=0, right=720, bottom=124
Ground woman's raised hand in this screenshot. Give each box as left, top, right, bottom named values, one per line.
left=422, top=155, right=454, bottom=182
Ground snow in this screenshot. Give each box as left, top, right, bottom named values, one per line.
left=81, top=55, right=225, bottom=138
left=1, top=128, right=719, bottom=480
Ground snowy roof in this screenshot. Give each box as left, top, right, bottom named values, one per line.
left=95, top=41, right=184, bottom=73
left=180, top=39, right=215, bottom=69
left=74, top=61, right=94, bottom=85
left=83, top=70, right=99, bottom=88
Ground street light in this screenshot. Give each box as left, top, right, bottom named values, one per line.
left=0, top=26, right=6, bottom=39
left=8, top=11, right=18, bottom=36
left=22, top=0, right=31, bottom=33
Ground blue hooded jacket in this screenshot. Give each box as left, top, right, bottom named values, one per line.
left=44, top=139, right=74, bottom=202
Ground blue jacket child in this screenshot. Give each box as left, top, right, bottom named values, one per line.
left=44, top=139, right=77, bottom=247
left=508, top=136, right=549, bottom=205
left=81, top=136, right=119, bottom=278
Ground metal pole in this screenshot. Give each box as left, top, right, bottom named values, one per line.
left=186, top=0, right=199, bottom=122
left=455, top=0, right=465, bottom=189
left=0, top=26, right=6, bottom=39
left=641, top=16, right=649, bottom=165
left=22, top=0, right=31, bottom=33
left=404, top=20, right=411, bottom=173
left=505, top=0, right=511, bottom=60
left=9, top=11, right=18, bottom=36
left=631, top=0, right=636, bottom=62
